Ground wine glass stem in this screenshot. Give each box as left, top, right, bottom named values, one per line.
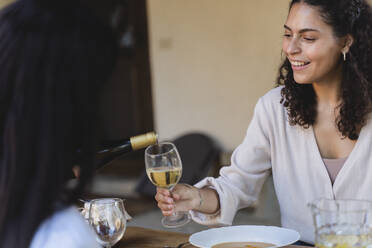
left=168, top=187, right=179, bottom=217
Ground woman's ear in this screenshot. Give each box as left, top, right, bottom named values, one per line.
left=342, top=34, right=354, bottom=54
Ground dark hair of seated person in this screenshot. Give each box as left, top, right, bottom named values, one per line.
left=0, top=0, right=118, bottom=246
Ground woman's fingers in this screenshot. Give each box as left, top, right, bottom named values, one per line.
left=155, top=191, right=174, bottom=204
left=157, top=202, right=174, bottom=211
left=156, top=187, right=171, bottom=196
left=156, top=193, right=175, bottom=215
left=155, top=187, right=175, bottom=215
left=155, top=184, right=197, bottom=215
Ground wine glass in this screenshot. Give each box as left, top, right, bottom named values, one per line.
left=89, top=198, right=126, bottom=248
left=145, top=142, right=190, bottom=228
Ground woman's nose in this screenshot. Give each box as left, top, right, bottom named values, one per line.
left=285, top=38, right=301, bottom=55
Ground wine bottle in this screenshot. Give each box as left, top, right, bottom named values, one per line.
left=96, top=131, right=158, bottom=168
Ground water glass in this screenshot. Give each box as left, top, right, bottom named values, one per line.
left=89, top=198, right=126, bottom=248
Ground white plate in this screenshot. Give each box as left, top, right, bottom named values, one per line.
left=189, top=225, right=300, bottom=248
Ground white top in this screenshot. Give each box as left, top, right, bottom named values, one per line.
left=30, top=206, right=100, bottom=248
left=190, top=86, right=372, bottom=243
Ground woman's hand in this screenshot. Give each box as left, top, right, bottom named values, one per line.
left=155, top=184, right=200, bottom=216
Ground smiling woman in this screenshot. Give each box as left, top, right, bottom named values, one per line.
left=154, top=0, right=372, bottom=244
left=282, top=4, right=350, bottom=86
left=279, top=0, right=372, bottom=141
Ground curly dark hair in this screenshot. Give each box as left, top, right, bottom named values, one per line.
left=277, top=0, right=372, bottom=140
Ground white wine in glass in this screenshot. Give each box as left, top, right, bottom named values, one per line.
left=146, top=167, right=182, bottom=189
left=145, top=142, right=190, bottom=228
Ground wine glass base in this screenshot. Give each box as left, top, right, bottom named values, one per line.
left=161, top=212, right=190, bottom=228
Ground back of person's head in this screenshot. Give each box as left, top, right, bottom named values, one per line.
left=0, top=0, right=118, bottom=246
left=278, top=0, right=372, bottom=140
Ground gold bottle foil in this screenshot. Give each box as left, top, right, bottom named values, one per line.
left=130, top=131, right=157, bottom=150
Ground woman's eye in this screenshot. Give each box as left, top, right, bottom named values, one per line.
left=303, top=37, right=316, bottom=41
left=283, top=34, right=292, bottom=38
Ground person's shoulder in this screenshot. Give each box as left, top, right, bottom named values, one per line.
left=260, top=86, right=283, bottom=105
left=30, top=206, right=100, bottom=248
left=255, top=86, right=284, bottom=114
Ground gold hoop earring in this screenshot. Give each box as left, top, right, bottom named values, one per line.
left=342, top=51, right=346, bottom=61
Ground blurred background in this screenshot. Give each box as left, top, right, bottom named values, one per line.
left=7, top=0, right=369, bottom=233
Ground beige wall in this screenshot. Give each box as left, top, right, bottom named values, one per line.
left=147, top=0, right=288, bottom=150
left=0, top=0, right=12, bottom=8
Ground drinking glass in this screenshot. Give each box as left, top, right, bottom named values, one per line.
left=89, top=198, right=126, bottom=248
left=145, top=142, right=190, bottom=228
left=309, top=198, right=372, bottom=248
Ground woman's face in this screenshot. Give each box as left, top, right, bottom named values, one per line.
left=282, top=2, right=344, bottom=85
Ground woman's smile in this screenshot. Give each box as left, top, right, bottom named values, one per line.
left=289, top=59, right=311, bottom=71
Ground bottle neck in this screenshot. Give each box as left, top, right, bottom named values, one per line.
left=95, top=131, right=157, bottom=168
left=130, top=132, right=157, bottom=150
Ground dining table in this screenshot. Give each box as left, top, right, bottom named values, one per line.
left=116, top=226, right=309, bottom=248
